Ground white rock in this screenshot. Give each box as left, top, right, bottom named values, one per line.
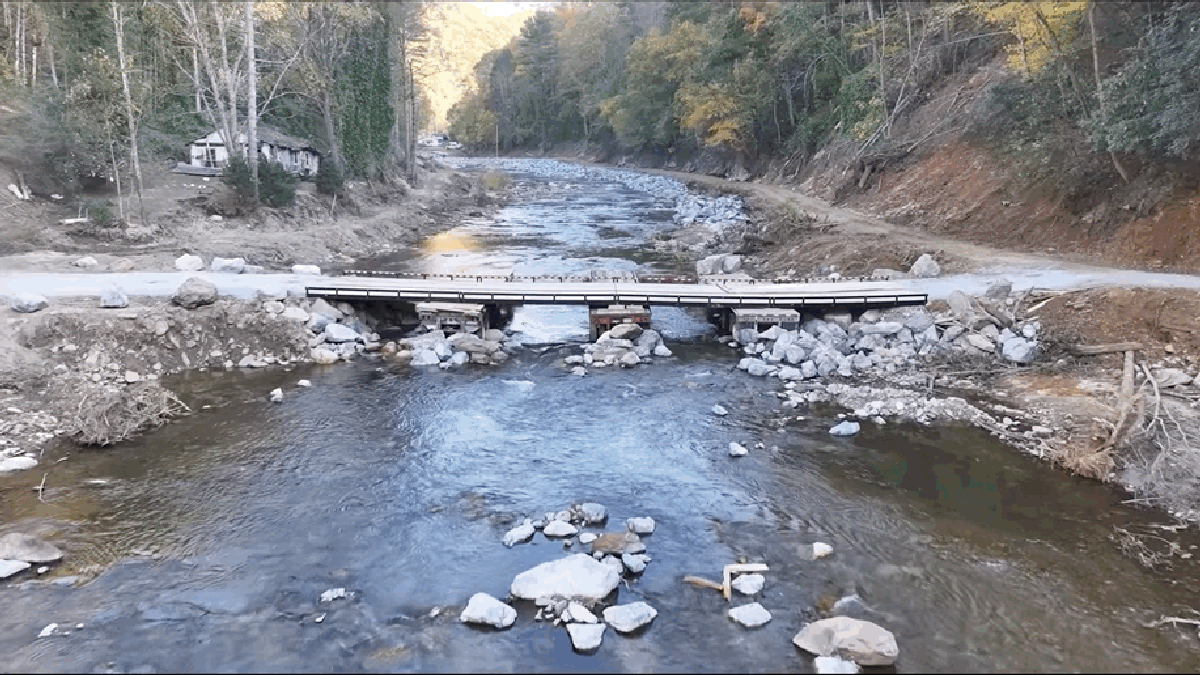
left=10, top=292, right=48, bottom=313
left=459, top=592, right=517, bottom=629
left=503, top=520, right=536, bottom=547
left=410, top=349, right=440, bottom=366
left=813, top=542, right=834, bottom=559
left=510, top=554, right=621, bottom=601
left=1001, top=337, right=1038, bottom=364
left=602, top=601, right=657, bottom=633
left=813, top=656, right=862, bottom=674
left=312, top=347, right=340, bottom=365
left=731, top=573, right=764, bottom=595
left=621, top=553, right=650, bottom=574
left=576, top=503, right=608, bottom=524
left=829, top=421, right=860, bottom=436
left=72, top=256, right=99, bottom=268
left=124, top=371, right=141, bottom=383
left=324, top=323, right=361, bottom=344
left=210, top=256, right=246, bottom=273
left=908, top=253, right=940, bottom=278
left=292, top=264, right=322, bottom=276
left=297, top=380, right=312, bottom=387
left=571, top=366, right=587, bottom=377
left=578, top=533, right=597, bottom=544
left=712, top=404, right=729, bottom=416
left=270, top=388, right=283, bottom=403
left=38, top=623, right=58, bottom=638
left=282, top=307, right=310, bottom=322
left=728, top=603, right=772, bottom=627
left=563, top=602, right=598, bottom=624
left=566, top=622, right=606, bottom=651
left=0, top=456, right=38, bottom=473
left=174, top=254, right=203, bottom=271
left=625, top=517, right=655, bottom=534
left=99, top=286, right=128, bottom=309
left=619, top=351, right=641, bottom=367
left=0, top=559, right=31, bottom=578
left=544, top=520, right=579, bottom=538
left=319, top=588, right=348, bottom=602
left=729, top=442, right=748, bottom=457
left=653, top=345, right=672, bottom=357
left=793, top=617, right=899, bottom=666
left=450, top=351, right=470, bottom=366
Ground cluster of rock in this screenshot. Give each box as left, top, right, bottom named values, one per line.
left=0, top=533, right=63, bottom=581
left=461, top=502, right=659, bottom=652
left=291, top=298, right=384, bottom=365
left=564, top=324, right=671, bottom=375
left=695, top=254, right=743, bottom=276
left=173, top=253, right=323, bottom=276
left=731, top=286, right=1039, bottom=391
left=0, top=405, right=57, bottom=474
left=444, top=157, right=746, bottom=239
left=388, top=328, right=512, bottom=368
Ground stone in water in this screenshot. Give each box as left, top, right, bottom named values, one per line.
left=813, top=542, right=833, bottom=559
left=543, top=520, right=579, bottom=538
left=625, top=517, right=655, bottom=534
left=503, top=520, right=536, bottom=547
left=459, top=592, right=517, bottom=629
left=731, top=573, right=764, bottom=595
left=510, top=554, right=620, bottom=602
left=728, top=603, right=772, bottom=627
left=729, top=442, right=748, bottom=457
left=567, top=622, right=606, bottom=652
left=793, top=617, right=899, bottom=667
left=602, top=601, right=657, bottom=633
left=829, top=421, right=860, bottom=436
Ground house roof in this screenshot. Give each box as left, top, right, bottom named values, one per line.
left=191, top=126, right=320, bottom=154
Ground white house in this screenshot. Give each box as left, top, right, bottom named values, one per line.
left=187, top=126, right=321, bottom=177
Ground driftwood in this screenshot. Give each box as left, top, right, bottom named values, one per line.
left=1066, top=342, right=1144, bottom=356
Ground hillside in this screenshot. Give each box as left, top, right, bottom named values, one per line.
left=420, top=3, right=536, bottom=133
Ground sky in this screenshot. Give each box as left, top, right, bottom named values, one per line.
left=469, top=1, right=558, bottom=18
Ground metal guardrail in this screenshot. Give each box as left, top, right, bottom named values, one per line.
left=337, top=269, right=889, bottom=285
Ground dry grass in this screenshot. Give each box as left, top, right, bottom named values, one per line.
left=61, top=379, right=189, bottom=446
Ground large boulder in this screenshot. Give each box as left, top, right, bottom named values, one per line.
left=946, top=291, right=975, bottom=323
left=0, top=456, right=38, bottom=473
left=172, top=277, right=218, bottom=309
left=1001, top=337, right=1038, bottom=364
left=510, top=553, right=621, bottom=602
left=210, top=257, right=246, bottom=273
left=99, top=286, right=128, bottom=309
left=291, top=264, right=321, bottom=276
left=411, top=349, right=441, bottom=366
left=908, top=253, right=940, bottom=278
left=793, top=617, right=899, bottom=667
left=603, top=602, right=657, bottom=633
left=0, top=559, right=31, bottom=578
left=459, top=593, right=517, bottom=629
left=323, top=323, right=361, bottom=344
left=10, top=292, right=48, bottom=313
left=609, top=323, right=643, bottom=340
left=174, top=254, right=203, bottom=271
left=0, top=533, right=63, bottom=563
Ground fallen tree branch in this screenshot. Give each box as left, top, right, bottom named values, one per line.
left=1066, top=342, right=1144, bottom=356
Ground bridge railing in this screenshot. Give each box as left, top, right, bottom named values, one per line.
left=336, top=269, right=887, bottom=285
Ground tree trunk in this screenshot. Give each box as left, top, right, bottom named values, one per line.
left=110, top=140, right=125, bottom=225
left=192, top=47, right=201, bottom=112
left=48, top=42, right=56, bottom=87
left=112, top=2, right=146, bottom=226
left=29, top=44, right=35, bottom=86
left=321, top=90, right=342, bottom=173
left=1088, top=1, right=1130, bottom=183
left=1015, top=22, right=1029, bottom=75
left=245, top=1, right=258, bottom=198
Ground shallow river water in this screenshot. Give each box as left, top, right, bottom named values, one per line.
left=3, top=168, right=1200, bottom=673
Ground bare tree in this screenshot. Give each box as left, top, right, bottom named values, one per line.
left=246, top=0, right=257, bottom=197
left=111, top=1, right=146, bottom=225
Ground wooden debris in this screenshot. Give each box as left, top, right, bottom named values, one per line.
left=1066, top=342, right=1143, bottom=356
left=683, top=575, right=725, bottom=592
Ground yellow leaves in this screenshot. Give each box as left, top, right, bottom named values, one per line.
left=676, top=82, right=748, bottom=150
left=973, top=1, right=1087, bottom=73
left=738, top=6, right=768, bottom=35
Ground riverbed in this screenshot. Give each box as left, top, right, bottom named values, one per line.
left=2, top=163, right=1200, bottom=672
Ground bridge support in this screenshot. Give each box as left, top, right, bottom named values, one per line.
left=589, top=305, right=651, bottom=340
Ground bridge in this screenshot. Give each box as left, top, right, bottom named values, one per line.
left=305, top=271, right=927, bottom=311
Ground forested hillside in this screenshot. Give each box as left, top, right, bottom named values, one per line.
left=449, top=1, right=1200, bottom=269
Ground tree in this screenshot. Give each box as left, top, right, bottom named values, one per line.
left=111, top=1, right=146, bottom=225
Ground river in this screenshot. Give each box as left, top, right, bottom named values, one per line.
left=2, top=164, right=1200, bottom=672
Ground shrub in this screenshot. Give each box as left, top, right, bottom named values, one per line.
left=257, top=158, right=298, bottom=208
left=87, top=200, right=120, bottom=228
left=63, top=379, right=188, bottom=446
left=221, top=155, right=298, bottom=208
left=314, top=161, right=344, bottom=196
left=479, top=170, right=512, bottom=191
